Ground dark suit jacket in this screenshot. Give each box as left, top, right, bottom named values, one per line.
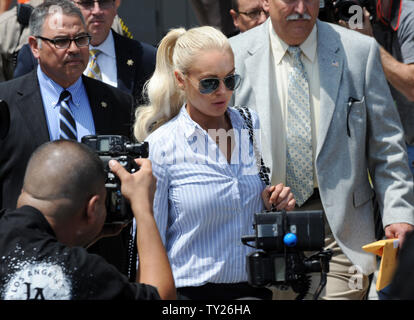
left=112, top=31, right=156, bottom=106
left=0, top=70, right=134, bottom=278
left=13, top=30, right=156, bottom=106
left=0, top=69, right=133, bottom=210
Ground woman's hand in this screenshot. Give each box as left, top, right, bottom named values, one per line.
left=262, top=183, right=295, bottom=211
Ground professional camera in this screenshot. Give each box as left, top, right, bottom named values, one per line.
left=242, top=210, right=332, bottom=300
left=81, top=135, right=149, bottom=224
left=319, top=0, right=376, bottom=23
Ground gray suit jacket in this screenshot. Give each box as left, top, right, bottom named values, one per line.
left=230, top=19, right=414, bottom=274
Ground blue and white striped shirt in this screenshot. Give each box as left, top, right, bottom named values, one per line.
left=37, top=65, right=95, bottom=142
left=147, top=105, right=265, bottom=288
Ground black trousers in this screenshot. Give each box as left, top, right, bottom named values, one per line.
left=177, top=282, right=272, bottom=300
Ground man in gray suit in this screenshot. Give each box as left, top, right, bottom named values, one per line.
left=230, top=0, right=414, bottom=299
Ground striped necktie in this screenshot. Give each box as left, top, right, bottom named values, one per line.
left=87, top=49, right=102, bottom=80
left=285, top=46, right=314, bottom=207
left=59, top=90, right=77, bottom=141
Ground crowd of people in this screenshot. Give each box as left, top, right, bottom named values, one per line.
left=0, top=0, right=413, bottom=301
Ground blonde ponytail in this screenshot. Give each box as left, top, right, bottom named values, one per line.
left=134, top=28, right=186, bottom=141
left=134, top=26, right=231, bottom=141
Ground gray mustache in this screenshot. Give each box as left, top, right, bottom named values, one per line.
left=286, top=13, right=312, bottom=21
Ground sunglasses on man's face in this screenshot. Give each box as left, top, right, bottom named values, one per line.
left=194, top=74, right=242, bottom=94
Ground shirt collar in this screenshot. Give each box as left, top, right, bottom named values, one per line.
left=90, top=29, right=116, bottom=59
left=269, top=20, right=317, bottom=64
left=37, top=65, right=84, bottom=108
left=178, top=104, right=201, bottom=139
left=178, top=104, right=243, bottom=140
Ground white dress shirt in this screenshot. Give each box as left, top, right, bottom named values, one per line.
left=268, top=21, right=320, bottom=188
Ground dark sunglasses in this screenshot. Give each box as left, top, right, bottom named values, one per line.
left=196, top=74, right=242, bottom=94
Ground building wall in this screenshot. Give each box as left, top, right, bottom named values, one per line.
left=117, top=0, right=200, bottom=46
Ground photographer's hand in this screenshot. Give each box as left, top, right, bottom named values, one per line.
left=262, top=183, right=296, bottom=211
left=109, top=158, right=156, bottom=217
left=109, top=159, right=176, bottom=300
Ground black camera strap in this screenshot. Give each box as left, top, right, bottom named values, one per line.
left=234, top=106, right=271, bottom=186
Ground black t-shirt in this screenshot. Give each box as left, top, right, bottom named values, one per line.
left=0, top=206, right=160, bottom=300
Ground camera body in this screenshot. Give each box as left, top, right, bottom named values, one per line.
left=81, top=135, right=149, bottom=224
left=242, top=210, right=331, bottom=298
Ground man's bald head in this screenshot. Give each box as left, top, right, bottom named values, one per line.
left=22, top=140, right=105, bottom=207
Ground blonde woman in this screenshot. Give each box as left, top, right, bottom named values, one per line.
left=134, top=26, right=295, bottom=300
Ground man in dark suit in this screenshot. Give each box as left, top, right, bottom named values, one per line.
left=0, top=0, right=134, bottom=279
left=13, top=0, right=156, bottom=106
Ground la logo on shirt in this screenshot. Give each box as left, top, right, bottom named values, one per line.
left=3, top=262, right=72, bottom=300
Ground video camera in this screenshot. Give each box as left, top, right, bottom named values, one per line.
left=81, top=135, right=149, bottom=224
left=242, top=210, right=332, bottom=300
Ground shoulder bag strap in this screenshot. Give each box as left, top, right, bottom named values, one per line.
left=234, top=106, right=271, bottom=186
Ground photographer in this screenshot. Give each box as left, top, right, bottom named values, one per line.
left=335, top=0, right=414, bottom=176
left=0, top=140, right=176, bottom=300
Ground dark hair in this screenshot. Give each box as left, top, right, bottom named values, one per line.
left=24, top=140, right=105, bottom=204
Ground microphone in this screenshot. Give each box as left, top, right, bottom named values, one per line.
left=0, top=100, right=10, bottom=139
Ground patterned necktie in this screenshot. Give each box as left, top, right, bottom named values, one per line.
left=87, top=49, right=102, bottom=80
left=285, top=46, right=314, bottom=207
left=59, top=90, right=77, bottom=141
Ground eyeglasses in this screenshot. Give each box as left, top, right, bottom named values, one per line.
left=188, top=74, right=242, bottom=94
left=74, top=0, right=115, bottom=10
left=36, top=35, right=91, bottom=49
left=238, top=8, right=269, bottom=20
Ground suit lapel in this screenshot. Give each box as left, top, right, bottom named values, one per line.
left=316, top=20, right=344, bottom=157
left=113, top=31, right=136, bottom=95
left=16, top=70, right=50, bottom=145
left=83, top=75, right=111, bottom=134
left=243, top=20, right=274, bottom=170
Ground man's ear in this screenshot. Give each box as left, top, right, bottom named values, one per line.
left=262, top=0, right=270, bottom=11
left=28, top=36, right=41, bottom=59
left=85, top=194, right=101, bottom=224
left=230, top=9, right=240, bottom=29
